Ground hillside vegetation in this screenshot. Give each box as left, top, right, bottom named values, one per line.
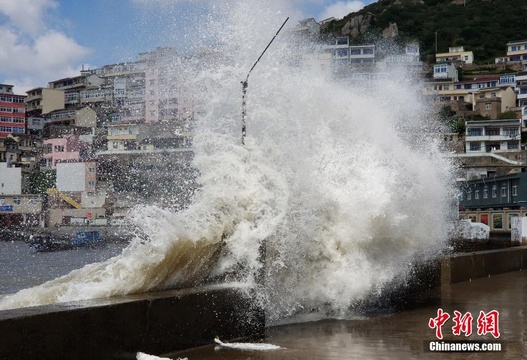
left=325, top=0, right=527, bottom=64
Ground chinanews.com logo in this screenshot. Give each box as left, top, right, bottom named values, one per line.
left=426, top=308, right=503, bottom=353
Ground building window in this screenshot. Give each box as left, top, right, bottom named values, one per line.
left=485, top=103, right=492, bottom=110
left=13, top=197, right=21, bottom=205
left=336, top=37, right=348, bottom=46
left=492, top=185, right=497, bottom=198
left=475, top=189, right=480, bottom=200
left=467, top=128, right=482, bottom=136
left=54, top=145, right=64, bottom=152
left=88, top=181, right=96, bottom=187
left=501, top=185, right=507, bottom=197
left=483, top=186, right=488, bottom=199
left=335, top=48, right=348, bottom=58
left=467, top=190, right=472, bottom=201
left=512, top=184, right=518, bottom=196
left=504, top=127, right=519, bottom=137
left=486, top=127, right=499, bottom=136
left=112, top=141, right=118, bottom=149
left=469, top=142, right=481, bottom=151
left=487, top=142, right=500, bottom=151
left=507, top=141, right=519, bottom=150
left=88, top=167, right=95, bottom=173
left=350, top=49, right=361, bottom=55
left=434, top=64, right=448, bottom=73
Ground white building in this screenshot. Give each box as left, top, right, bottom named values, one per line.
left=465, top=119, right=521, bottom=154
left=0, top=162, right=21, bottom=195
left=433, top=63, right=458, bottom=81
left=436, top=46, right=474, bottom=64
left=56, top=161, right=97, bottom=193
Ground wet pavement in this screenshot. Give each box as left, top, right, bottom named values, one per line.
left=168, top=270, right=527, bottom=359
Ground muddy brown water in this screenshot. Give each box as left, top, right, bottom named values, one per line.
left=168, top=270, right=527, bottom=360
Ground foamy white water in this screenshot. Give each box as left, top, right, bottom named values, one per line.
left=214, top=337, right=282, bottom=351
left=137, top=352, right=187, bottom=360
left=0, top=0, right=456, bottom=321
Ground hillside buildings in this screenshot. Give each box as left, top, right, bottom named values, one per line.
left=2, top=21, right=527, bottom=230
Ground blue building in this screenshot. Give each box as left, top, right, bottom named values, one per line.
left=460, top=172, right=527, bottom=210
left=459, top=172, right=527, bottom=232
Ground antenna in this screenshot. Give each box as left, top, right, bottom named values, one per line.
left=241, top=17, right=289, bottom=145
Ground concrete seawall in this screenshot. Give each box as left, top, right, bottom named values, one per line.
left=1, top=246, right=527, bottom=359
left=441, top=245, right=527, bottom=284
left=0, top=284, right=263, bottom=360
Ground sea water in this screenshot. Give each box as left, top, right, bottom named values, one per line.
left=0, top=1, right=456, bottom=323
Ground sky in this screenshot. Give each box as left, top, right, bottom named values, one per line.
left=0, top=0, right=376, bottom=94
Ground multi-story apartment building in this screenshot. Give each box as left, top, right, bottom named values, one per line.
left=465, top=119, right=521, bottom=156
left=326, top=37, right=376, bottom=66
left=381, top=42, right=422, bottom=70
left=25, top=87, right=64, bottom=117
left=436, top=46, right=474, bottom=65
left=48, top=73, right=106, bottom=108
left=515, top=71, right=527, bottom=108
left=453, top=119, right=523, bottom=181
left=494, top=39, right=527, bottom=66
left=92, top=61, right=147, bottom=125
left=0, top=133, right=42, bottom=168
left=42, top=134, right=91, bottom=169
left=427, top=76, right=502, bottom=105
left=433, top=63, right=458, bottom=81
left=506, top=40, right=527, bottom=62
left=471, top=86, right=517, bottom=118
left=459, top=172, right=527, bottom=233
left=0, top=84, right=26, bottom=137
left=349, top=44, right=375, bottom=65
left=104, top=123, right=140, bottom=152
left=101, top=122, right=191, bottom=154
left=44, top=106, right=97, bottom=128
left=142, top=47, right=194, bottom=126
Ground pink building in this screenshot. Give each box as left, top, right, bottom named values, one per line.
left=42, top=134, right=90, bottom=169
left=142, top=47, right=194, bottom=127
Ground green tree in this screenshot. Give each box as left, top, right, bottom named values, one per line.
left=438, top=105, right=465, bottom=134
left=28, top=170, right=56, bottom=194
left=497, top=110, right=518, bottom=120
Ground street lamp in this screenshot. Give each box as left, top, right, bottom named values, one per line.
left=241, top=17, right=289, bottom=145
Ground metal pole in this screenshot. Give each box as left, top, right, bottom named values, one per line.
left=241, top=17, right=289, bottom=145
left=241, top=80, right=248, bottom=145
